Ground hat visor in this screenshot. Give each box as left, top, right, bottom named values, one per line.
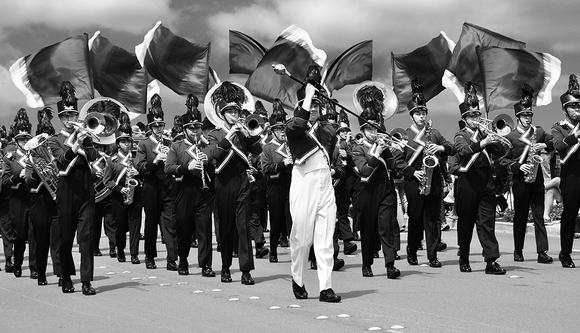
left=58, top=109, right=79, bottom=115
left=183, top=121, right=203, bottom=128
left=14, top=133, right=32, bottom=140
left=462, top=110, right=481, bottom=118
left=148, top=120, right=166, bottom=126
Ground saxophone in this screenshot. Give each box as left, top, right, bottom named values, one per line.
left=419, top=120, right=439, bottom=196
left=524, top=127, right=542, bottom=183
left=123, top=157, right=139, bottom=205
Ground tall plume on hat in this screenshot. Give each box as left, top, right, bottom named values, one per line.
left=269, top=98, right=287, bottom=126
left=57, top=81, right=78, bottom=113
left=171, top=115, right=183, bottom=139
left=117, top=111, right=132, bottom=136
left=356, top=85, right=384, bottom=120
left=185, top=94, right=201, bottom=120
left=464, top=82, right=479, bottom=110
left=211, top=81, right=247, bottom=112
left=519, top=84, right=535, bottom=110
left=13, top=108, right=32, bottom=137
left=36, top=106, right=55, bottom=135
left=338, top=108, right=349, bottom=127
left=147, top=93, right=164, bottom=123
left=255, top=100, right=268, bottom=119
left=406, top=78, right=428, bottom=113
left=567, top=74, right=580, bottom=96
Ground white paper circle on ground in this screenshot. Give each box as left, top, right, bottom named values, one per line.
left=212, top=289, right=222, bottom=292
left=288, top=304, right=301, bottom=308
left=510, top=275, right=521, bottom=278
left=177, top=282, right=188, bottom=285
left=316, top=316, right=328, bottom=320
left=337, top=314, right=350, bottom=318
left=148, top=276, right=157, bottom=279
left=249, top=296, right=260, bottom=300
left=346, top=255, right=357, bottom=258
left=229, top=298, right=239, bottom=301
left=269, top=306, right=281, bottom=310
left=122, top=271, right=131, bottom=274
left=368, top=327, right=382, bottom=331
left=193, top=290, right=203, bottom=293
left=98, top=266, right=107, bottom=269
left=131, top=277, right=141, bottom=280
left=420, top=264, right=428, bottom=267
left=107, top=272, right=116, bottom=275
left=391, top=325, right=404, bottom=329
left=159, top=283, right=170, bottom=286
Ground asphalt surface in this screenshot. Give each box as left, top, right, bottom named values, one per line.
left=0, top=222, right=578, bottom=333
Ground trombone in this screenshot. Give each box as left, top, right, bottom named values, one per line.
left=470, top=118, right=513, bottom=148
left=65, top=112, right=117, bottom=143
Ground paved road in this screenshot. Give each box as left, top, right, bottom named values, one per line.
left=0, top=226, right=578, bottom=333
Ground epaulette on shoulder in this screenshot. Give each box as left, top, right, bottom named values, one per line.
left=111, top=155, right=119, bottom=162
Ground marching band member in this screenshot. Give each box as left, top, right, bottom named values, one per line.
left=25, top=107, right=61, bottom=285
left=92, top=142, right=116, bottom=258
left=206, top=81, right=262, bottom=285
left=165, top=99, right=215, bottom=277
left=454, top=83, right=506, bottom=275
left=261, top=99, right=293, bottom=263
left=500, top=84, right=553, bottom=264
left=551, top=74, right=580, bottom=268
left=103, top=113, right=142, bottom=264
left=2, top=109, right=34, bottom=278
left=135, top=94, right=178, bottom=271
left=254, top=101, right=270, bottom=232
left=0, top=125, right=15, bottom=273
left=286, top=81, right=341, bottom=302
left=351, top=82, right=400, bottom=279
left=395, top=80, right=455, bottom=268
left=48, top=81, right=99, bottom=294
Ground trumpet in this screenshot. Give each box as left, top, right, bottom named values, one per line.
left=376, top=133, right=416, bottom=152
left=65, top=112, right=115, bottom=143
left=470, top=118, right=513, bottom=148
left=236, top=114, right=265, bottom=137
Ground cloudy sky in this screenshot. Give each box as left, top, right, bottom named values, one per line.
left=1, top=0, right=580, bottom=138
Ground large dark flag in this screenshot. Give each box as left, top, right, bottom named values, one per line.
left=229, top=30, right=268, bottom=75
left=444, top=22, right=526, bottom=104
left=245, top=25, right=326, bottom=109
left=135, top=21, right=210, bottom=97
left=10, top=34, right=94, bottom=108
left=323, top=40, right=373, bottom=94
left=89, top=31, right=149, bottom=114
left=391, top=32, right=454, bottom=113
left=478, top=46, right=561, bottom=112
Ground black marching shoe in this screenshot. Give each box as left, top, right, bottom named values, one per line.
left=310, top=260, right=317, bottom=270
left=406, top=246, right=418, bottom=266
left=109, top=248, right=117, bottom=258
left=30, top=269, right=38, bottom=279
left=373, top=252, right=379, bottom=258
left=14, top=266, right=22, bottom=278
left=232, top=251, right=238, bottom=258
left=459, top=259, right=471, bottom=273
left=191, top=239, right=198, bottom=248
left=145, top=258, right=157, bottom=269
left=279, top=236, right=289, bottom=248
left=58, top=276, right=62, bottom=287
left=61, top=278, right=74, bottom=293
left=117, top=251, right=126, bottom=263
left=255, top=246, right=269, bottom=259
left=131, top=255, right=140, bottom=264
left=429, top=258, right=442, bottom=268
left=292, top=279, right=308, bottom=299
left=241, top=272, right=255, bottom=285
left=437, top=241, right=448, bottom=251
left=343, top=241, right=357, bottom=255
left=559, top=253, right=575, bottom=268
left=93, top=249, right=103, bottom=257
left=166, top=261, right=178, bottom=271
left=537, top=252, right=553, bottom=264
left=82, top=282, right=96, bottom=296
left=386, top=266, right=401, bottom=279
left=178, top=261, right=189, bottom=275
left=5, top=257, right=14, bottom=273
left=201, top=266, right=216, bottom=277
left=221, top=270, right=232, bottom=283
left=333, top=258, right=345, bottom=271
left=362, top=266, right=373, bottom=277
left=485, top=261, right=507, bottom=275
left=513, top=250, right=524, bottom=262
left=37, top=275, right=47, bottom=286
left=319, top=288, right=341, bottom=303
left=394, top=252, right=401, bottom=260
left=269, top=253, right=278, bottom=263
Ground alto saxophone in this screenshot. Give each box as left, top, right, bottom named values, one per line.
left=524, top=127, right=542, bottom=183
left=419, top=120, right=439, bottom=196
left=123, top=157, right=139, bottom=205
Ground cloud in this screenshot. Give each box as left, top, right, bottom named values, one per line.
left=0, top=0, right=181, bottom=35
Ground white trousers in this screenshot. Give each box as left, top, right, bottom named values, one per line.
left=289, top=167, right=336, bottom=291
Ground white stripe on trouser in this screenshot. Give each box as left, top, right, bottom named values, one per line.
left=289, top=167, right=336, bottom=292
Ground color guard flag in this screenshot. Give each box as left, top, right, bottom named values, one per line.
left=443, top=22, right=526, bottom=104
left=478, top=46, right=561, bottom=112
left=135, top=21, right=211, bottom=97
left=10, top=34, right=94, bottom=108
left=229, top=30, right=268, bottom=75
left=392, top=32, right=454, bottom=113
left=89, top=31, right=149, bottom=114
left=323, top=40, right=373, bottom=95
left=245, top=25, right=327, bottom=109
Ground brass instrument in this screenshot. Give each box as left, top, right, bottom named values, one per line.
left=92, top=152, right=112, bottom=203
left=237, top=114, right=266, bottom=137
left=23, top=133, right=59, bottom=201
left=65, top=112, right=118, bottom=144
left=376, top=133, right=416, bottom=152
left=492, top=113, right=514, bottom=136
left=471, top=118, right=513, bottom=148
left=123, top=157, right=138, bottom=205
left=524, top=128, right=542, bottom=183
left=419, top=120, right=439, bottom=196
